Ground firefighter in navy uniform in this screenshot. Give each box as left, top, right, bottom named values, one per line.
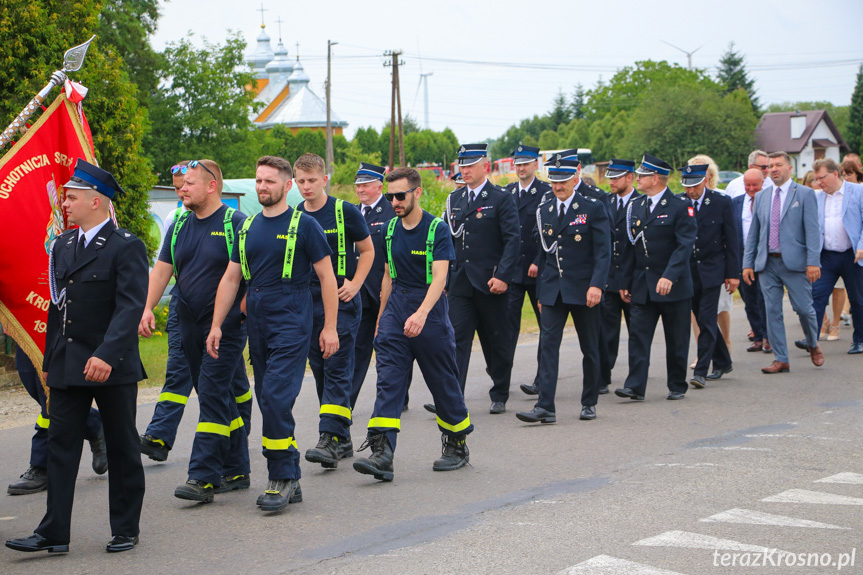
left=598, top=159, right=640, bottom=395
left=207, top=156, right=338, bottom=511
left=615, top=154, right=697, bottom=401
left=350, top=162, right=411, bottom=411
left=296, top=153, right=374, bottom=469
left=353, top=168, right=473, bottom=481
left=555, top=148, right=609, bottom=204
left=502, top=145, right=552, bottom=397
left=6, top=160, right=147, bottom=554
left=682, top=164, right=739, bottom=389
left=441, top=143, right=520, bottom=414
left=516, top=156, right=611, bottom=423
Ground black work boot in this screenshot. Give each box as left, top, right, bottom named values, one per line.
left=304, top=432, right=343, bottom=468
left=7, top=466, right=48, bottom=495
left=174, top=479, right=214, bottom=503
left=338, top=437, right=354, bottom=460
left=433, top=433, right=470, bottom=471
left=140, top=434, right=170, bottom=462
left=89, top=428, right=108, bottom=475
left=214, top=474, right=251, bottom=494
left=353, top=434, right=394, bottom=481
left=257, top=479, right=302, bottom=512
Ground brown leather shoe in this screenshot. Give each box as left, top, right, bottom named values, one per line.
left=763, top=340, right=772, bottom=353
left=746, top=341, right=764, bottom=352
left=808, top=345, right=825, bottom=366
left=762, top=361, right=790, bottom=374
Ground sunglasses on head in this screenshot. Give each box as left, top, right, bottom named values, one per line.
left=385, top=187, right=417, bottom=202
left=171, top=160, right=217, bottom=180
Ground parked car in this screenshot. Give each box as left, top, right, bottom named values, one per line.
left=718, top=170, right=743, bottom=185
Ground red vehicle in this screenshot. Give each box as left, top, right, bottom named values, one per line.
left=416, top=164, right=445, bottom=181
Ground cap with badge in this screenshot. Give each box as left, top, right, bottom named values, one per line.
left=512, top=144, right=540, bottom=165
left=450, top=172, right=465, bottom=185
left=680, top=164, right=708, bottom=187
left=354, top=162, right=386, bottom=185
left=457, top=143, right=488, bottom=166
left=544, top=153, right=581, bottom=183
left=605, top=158, right=636, bottom=179
left=635, top=153, right=673, bottom=176
left=62, top=158, right=124, bottom=199
left=555, top=149, right=581, bottom=163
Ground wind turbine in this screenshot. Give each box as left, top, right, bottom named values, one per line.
left=661, top=40, right=704, bottom=70
left=412, top=42, right=433, bottom=130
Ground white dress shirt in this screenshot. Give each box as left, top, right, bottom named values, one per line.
left=78, top=217, right=111, bottom=248
left=467, top=179, right=488, bottom=201
left=823, top=183, right=852, bottom=252
left=556, top=192, right=577, bottom=217
left=741, top=194, right=756, bottom=244
left=615, top=190, right=635, bottom=212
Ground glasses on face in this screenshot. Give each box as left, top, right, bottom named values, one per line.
left=171, top=160, right=217, bottom=181
left=385, top=188, right=417, bottom=202
left=635, top=173, right=655, bottom=179
left=754, top=164, right=769, bottom=171
left=815, top=172, right=833, bottom=182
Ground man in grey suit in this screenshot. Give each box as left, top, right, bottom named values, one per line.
left=742, top=151, right=824, bottom=373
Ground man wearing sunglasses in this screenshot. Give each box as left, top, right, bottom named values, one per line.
left=139, top=159, right=251, bottom=503
left=441, top=143, right=520, bottom=415
left=353, top=167, right=473, bottom=481
left=724, top=149, right=773, bottom=199
left=295, top=153, right=374, bottom=470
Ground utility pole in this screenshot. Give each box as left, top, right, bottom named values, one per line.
left=325, top=39, right=338, bottom=192
left=383, top=50, right=404, bottom=168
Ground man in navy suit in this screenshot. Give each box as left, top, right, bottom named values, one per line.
left=798, top=158, right=863, bottom=355
left=442, top=143, right=520, bottom=414
left=615, top=154, right=697, bottom=401
left=599, top=159, right=639, bottom=395
left=743, top=152, right=823, bottom=373
left=515, top=155, right=610, bottom=423
left=733, top=169, right=771, bottom=354
left=502, top=145, right=552, bottom=397
left=683, top=164, right=740, bottom=388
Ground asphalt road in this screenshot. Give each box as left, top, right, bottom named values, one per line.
left=1, top=300, right=861, bottom=575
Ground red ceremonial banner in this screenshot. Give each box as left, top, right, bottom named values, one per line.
left=0, top=95, right=95, bottom=371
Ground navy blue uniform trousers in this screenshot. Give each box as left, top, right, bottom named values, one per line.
left=15, top=348, right=101, bottom=469
left=145, top=294, right=252, bottom=449
left=692, top=284, right=732, bottom=377
left=309, top=283, right=360, bottom=440
left=247, top=282, right=313, bottom=480
left=507, top=282, right=542, bottom=386
left=812, top=249, right=863, bottom=345
left=177, top=300, right=250, bottom=486
left=623, top=299, right=691, bottom=396
left=535, top=297, right=601, bottom=411
left=369, top=285, right=473, bottom=451
left=351, top=297, right=412, bottom=409
left=599, top=291, right=631, bottom=389
left=739, top=273, right=767, bottom=342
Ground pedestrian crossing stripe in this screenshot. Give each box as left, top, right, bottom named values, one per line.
left=633, top=531, right=786, bottom=554
left=762, top=489, right=863, bottom=505
left=558, top=554, right=688, bottom=574
left=815, top=472, right=863, bottom=484
left=700, top=508, right=847, bottom=529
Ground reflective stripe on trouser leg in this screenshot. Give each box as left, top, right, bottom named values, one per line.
left=247, top=283, right=313, bottom=480
left=36, top=414, right=49, bottom=429
left=231, top=340, right=253, bottom=439
left=145, top=294, right=194, bottom=448
left=309, top=287, right=360, bottom=439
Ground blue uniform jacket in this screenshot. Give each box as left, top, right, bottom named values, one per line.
left=444, top=180, right=520, bottom=296
left=356, top=197, right=396, bottom=306
left=606, top=190, right=641, bottom=292
left=535, top=192, right=611, bottom=306
left=503, top=177, right=552, bottom=285
left=619, top=188, right=697, bottom=304
left=689, top=189, right=740, bottom=288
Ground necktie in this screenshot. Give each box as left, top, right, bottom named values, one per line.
left=618, top=198, right=624, bottom=214
left=470, top=190, right=476, bottom=204
left=769, top=188, right=781, bottom=252
left=75, top=236, right=85, bottom=261
left=519, top=188, right=525, bottom=201
left=362, top=205, right=371, bottom=218
left=559, top=202, right=566, bottom=224
left=749, top=196, right=754, bottom=214
left=693, top=199, right=699, bottom=212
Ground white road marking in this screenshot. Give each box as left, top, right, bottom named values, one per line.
left=0, top=516, right=16, bottom=521
left=816, top=472, right=863, bottom=485
left=633, top=530, right=784, bottom=553
left=743, top=434, right=849, bottom=441
left=700, top=508, right=847, bottom=529
left=650, top=463, right=717, bottom=468
left=762, top=489, right=863, bottom=505
left=559, top=554, right=689, bottom=574
left=696, top=446, right=772, bottom=452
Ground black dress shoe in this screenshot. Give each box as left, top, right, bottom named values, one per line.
left=90, top=427, right=108, bottom=475
left=706, top=364, right=733, bottom=380
left=614, top=387, right=644, bottom=400
left=7, top=465, right=47, bottom=495
left=515, top=407, right=556, bottom=424
left=689, top=374, right=706, bottom=389
left=667, top=392, right=685, bottom=400
left=423, top=403, right=437, bottom=414
left=106, top=535, right=138, bottom=553
left=580, top=405, right=596, bottom=420
left=490, top=401, right=506, bottom=414
left=5, top=533, right=68, bottom=553
left=794, top=339, right=809, bottom=351
left=848, top=342, right=863, bottom=355
left=598, top=385, right=609, bottom=395
left=519, top=383, right=538, bottom=395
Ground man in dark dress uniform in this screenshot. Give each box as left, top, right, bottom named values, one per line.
left=598, top=159, right=639, bottom=395
left=516, top=155, right=611, bottom=423
left=441, top=143, right=520, bottom=413
left=7, top=160, right=148, bottom=554
left=502, top=145, right=552, bottom=397
left=615, top=154, right=697, bottom=401
left=683, top=164, right=739, bottom=388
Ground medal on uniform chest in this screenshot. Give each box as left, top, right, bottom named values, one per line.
left=476, top=212, right=483, bottom=219
left=547, top=229, right=554, bottom=236
left=574, top=234, right=582, bottom=242
left=636, top=219, right=641, bottom=226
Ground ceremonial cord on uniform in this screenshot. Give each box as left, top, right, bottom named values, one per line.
left=625, top=199, right=648, bottom=257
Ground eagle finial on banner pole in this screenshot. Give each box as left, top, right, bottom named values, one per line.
left=0, top=34, right=96, bottom=150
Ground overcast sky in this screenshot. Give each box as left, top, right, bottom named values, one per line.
left=151, top=0, right=863, bottom=144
